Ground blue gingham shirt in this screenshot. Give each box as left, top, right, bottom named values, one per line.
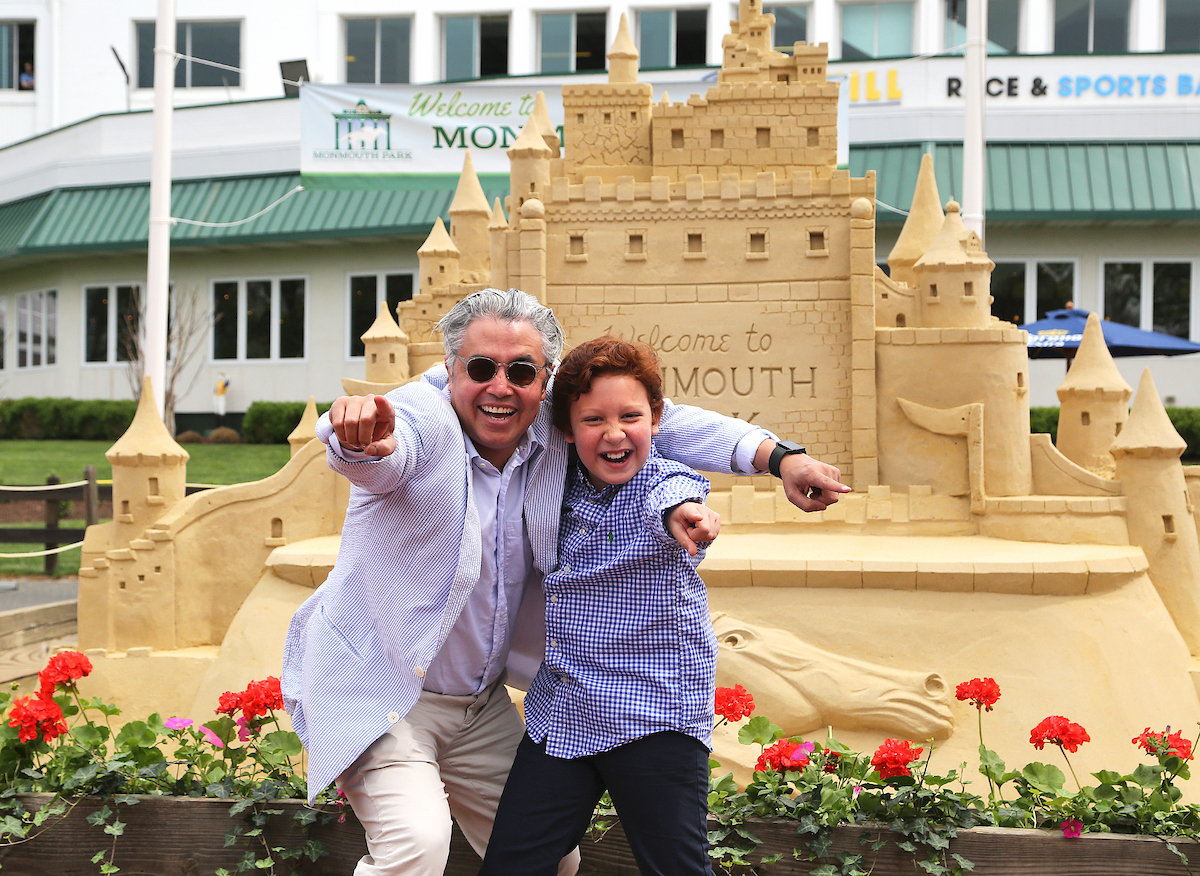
left=524, top=446, right=718, bottom=758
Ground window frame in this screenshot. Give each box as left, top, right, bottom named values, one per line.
left=837, top=0, right=916, bottom=61
left=135, top=19, right=243, bottom=89
left=345, top=271, right=416, bottom=360
left=538, top=10, right=608, bottom=74
left=82, top=282, right=144, bottom=366
left=15, top=289, right=56, bottom=370
left=1053, top=0, right=1130, bottom=55
left=987, top=258, right=1080, bottom=325
left=210, top=276, right=309, bottom=364
left=1100, top=258, right=1197, bottom=340
left=763, top=3, right=810, bottom=55
left=943, top=0, right=1020, bottom=54
left=441, top=14, right=509, bottom=80
left=636, top=7, right=709, bottom=70
left=0, top=21, right=35, bottom=91
left=344, top=16, right=412, bottom=84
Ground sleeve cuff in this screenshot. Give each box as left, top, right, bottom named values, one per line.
left=733, top=429, right=778, bottom=474
left=316, top=413, right=376, bottom=462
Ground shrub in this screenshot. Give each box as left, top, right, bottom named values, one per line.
left=208, top=426, right=242, bottom=444
left=1029, top=407, right=1060, bottom=444
left=0, top=398, right=137, bottom=440
left=1167, top=408, right=1200, bottom=459
left=175, top=430, right=207, bottom=444
left=241, top=401, right=333, bottom=444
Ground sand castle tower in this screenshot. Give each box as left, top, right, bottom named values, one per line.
left=1056, top=313, right=1133, bottom=477
left=287, top=397, right=320, bottom=457
left=448, top=150, right=492, bottom=282
left=507, top=114, right=553, bottom=217
left=1111, top=369, right=1200, bottom=660
left=106, top=376, right=188, bottom=542
left=488, top=198, right=509, bottom=289
left=417, top=217, right=460, bottom=295
left=340, top=302, right=411, bottom=397
left=910, top=201, right=994, bottom=329
left=886, top=154, right=943, bottom=290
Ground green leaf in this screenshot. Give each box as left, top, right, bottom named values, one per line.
left=104, top=819, right=126, bottom=837
left=1021, top=762, right=1066, bottom=794
left=952, top=852, right=976, bottom=870
left=85, top=805, right=113, bottom=826
left=115, top=721, right=158, bottom=750
left=978, top=747, right=1006, bottom=783
left=1132, top=763, right=1164, bottom=788
left=738, top=716, right=784, bottom=746
left=69, top=723, right=108, bottom=747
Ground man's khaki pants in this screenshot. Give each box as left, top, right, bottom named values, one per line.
left=337, top=678, right=580, bottom=876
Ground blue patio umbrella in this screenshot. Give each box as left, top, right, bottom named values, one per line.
left=1019, top=308, right=1200, bottom=359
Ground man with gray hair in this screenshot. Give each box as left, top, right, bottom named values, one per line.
left=282, top=288, right=847, bottom=876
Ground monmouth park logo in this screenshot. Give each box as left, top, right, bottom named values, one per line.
left=334, top=100, right=391, bottom=150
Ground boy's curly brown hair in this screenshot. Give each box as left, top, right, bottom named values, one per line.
left=551, top=336, right=664, bottom=435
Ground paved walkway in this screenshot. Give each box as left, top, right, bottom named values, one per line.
left=0, top=577, right=78, bottom=610
left=0, top=577, right=79, bottom=687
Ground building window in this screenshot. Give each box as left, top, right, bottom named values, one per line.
left=840, top=2, right=914, bottom=59
left=1054, top=0, right=1129, bottom=55
left=137, top=21, right=241, bottom=88
left=765, top=5, right=808, bottom=53
left=639, top=9, right=708, bottom=69
left=989, top=261, right=1077, bottom=324
left=443, top=15, right=508, bottom=80
left=943, top=0, right=1019, bottom=54
left=0, top=22, right=35, bottom=90
left=346, top=18, right=411, bottom=84
left=539, top=12, right=607, bottom=73
left=1165, top=0, right=1200, bottom=51
left=212, top=278, right=305, bottom=361
left=85, top=284, right=142, bottom=364
left=16, top=290, right=56, bottom=369
left=348, top=273, right=414, bottom=358
left=1102, top=261, right=1194, bottom=338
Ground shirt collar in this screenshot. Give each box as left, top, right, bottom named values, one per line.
left=463, top=428, right=542, bottom=473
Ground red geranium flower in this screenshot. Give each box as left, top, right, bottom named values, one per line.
left=8, top=694, right=68, bottom=743
left=238, top=676, right=284, bottom=720
left=822, top=748, right=841, bottom=774
left=955, top=677, right=1001, bottom=712
left=1133, top=727, right=1194, bottom=760
left=38, top=650, right=93, bottom=697
left=871, top=738, right=924, bottom=780
left=715, top=685, right=755, bottom=723
left=1030, top=716, right=1090, bottom=753
left=215, top=690, right=242, bottom=717
left=755, top=739, right=814, bottom=773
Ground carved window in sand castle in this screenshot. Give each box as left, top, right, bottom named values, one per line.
left=746, top=228, right=769, bottom=261
left=756, top=128, right=771, bottom=147
left=683, top=229, right=706, bottom=260
left=626, top=230, right=648, bottom=261
left=538, top=11, right=607, bottom=73
left=347, top=272, right=414, bottom=358
left=565, top=230, right=588, bottom=263
left=806, top=227, right=828, bottom=257
left=638, top=9, right=707, bottom=69
left=671, top=128, right=684, bottom=148
left=711, top=129, right=724, bottom=148
left=766, top=4, right=809, bottom=54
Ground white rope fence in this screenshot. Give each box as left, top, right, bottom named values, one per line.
left=0, top=543, right=84, bottom=559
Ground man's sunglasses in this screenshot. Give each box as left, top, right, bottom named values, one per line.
left=454, top=355, right=549, bottom=388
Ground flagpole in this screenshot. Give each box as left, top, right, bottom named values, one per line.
left=961, top=0, right=986, bottom=245
left=145, top=0, right=175, bottom=418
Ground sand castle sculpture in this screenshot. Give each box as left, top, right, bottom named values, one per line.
left=79, top=2, right=1200, bottom=784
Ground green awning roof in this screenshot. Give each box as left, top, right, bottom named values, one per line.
left=2, top=142, right=1198, bottom=263
left=0, top=172, right=510, bottom=263
left=853, top=142, right=1200, bottom=223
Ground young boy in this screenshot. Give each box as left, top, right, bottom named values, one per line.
left=478, top=336, right=720, bottom=876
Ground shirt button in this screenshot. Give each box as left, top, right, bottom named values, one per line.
left=550, top=639, right=558, bottom=648
left=550, top=594, right=558, bottom=603
left=414, top=666, right=425, bottom=678
left=387, top=712, right=400, bottom=724
left=561, top=564, right=571, bottom=573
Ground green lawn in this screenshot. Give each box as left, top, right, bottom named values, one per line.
left=1, top=440, right=293, bottom=579
left=0, top=440, right=292, bottom=486
left=0, top=522, right=86, bottom=578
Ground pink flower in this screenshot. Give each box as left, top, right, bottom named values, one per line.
left=1061, top=818, right=1083, bottom=838
left=236, top=716, right=252, bottom=742
left=200, top=726, right=224, bottom=748
left=164, top=717, right=193, bottom=730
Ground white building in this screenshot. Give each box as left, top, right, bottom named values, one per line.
left=1, top=0, right=1199, bottom=425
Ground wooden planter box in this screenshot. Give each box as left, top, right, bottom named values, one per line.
left=0, top=796, right=1194, bottom=876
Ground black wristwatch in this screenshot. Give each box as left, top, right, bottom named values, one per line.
left=767, top=440, right=806, bottom=478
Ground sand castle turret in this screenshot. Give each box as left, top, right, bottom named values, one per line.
left=887, top=154, right=943, bottom=289
left=507, top=105, right=553, bottom=218
left=340, top=303, right=412, bottom=397
left=287, top=397, right=320, bottom=457
left=911, top=201, right=995, bottom=329
left=1056, top=313, right=1133, bottom=477
left=488, top=198, right=509, bottom=289
left=448, top=150, right=492, bottom=281
left=529, top=91, right=561, bottom=159
left=607, top=12, right=640, bottom=84
left=106, top=376, right=188, bottom=542
left=417, top=217, right=460, bottom=295
left=1111, top=369, right=1200, bottom=660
